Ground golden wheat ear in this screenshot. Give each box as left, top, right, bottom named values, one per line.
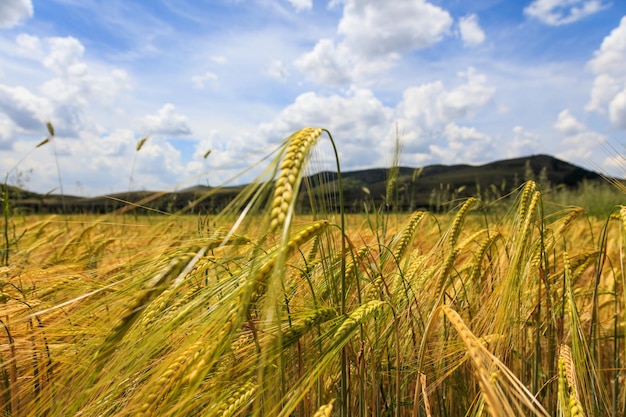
left=270, top=127, right=323, bottom=232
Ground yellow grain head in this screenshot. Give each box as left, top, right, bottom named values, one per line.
left=449, top=197, right=476, bottom=249
left=270, top=127, right=323, bottom=232
left=313, top=399, right=335, bottom=417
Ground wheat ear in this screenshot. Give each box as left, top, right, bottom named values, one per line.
left=270, top=127, right=323, bottom=232
left=333, top=300, right=384, bottom=342
left=393, top=211, right=425, bottom=261
left=449, top=197, right=476, bottom=248
left=249, top=220, right=328, bottom=304
left=312, top=399, right=335, bottom=417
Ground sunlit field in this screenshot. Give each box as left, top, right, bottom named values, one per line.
left=1, top=128, right=625, bottom=416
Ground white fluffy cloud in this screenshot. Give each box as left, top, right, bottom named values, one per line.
left=428, top=122, right=492, bottom=163
left=393, top=68, right=495, bottom=164
left=191, top=71, right=218, bottom=89
left=294, top=39, right=353, bottom=85
left=285, top=0, right=312, bottom=11
left=64, top=131, right=184, bottom=193
left=557, top=131, right=606, bottom=161
left=3, top=34, right=131, bottom=137
left=258, top=87, right=394, bottom=167
left=338, top=0, right=452, bottom=58
left=0, top=85, right=52, bottom=131
left=552, top=109, right=606, bottom=162
left=458, top=14, right=485, bottom=47
left=0, top=0, right=32, bottom=29
left=509, top=126, right=541, bottom=157
left=0, top=116, right=16, bottom=150
left=554, top=109, right=585, bottom=134
left=296, top=0, right=452, bottom=85
left=524, top=0, right=609, bottom=26
left=397, top=68, right=495, bottom=132
left=142, top=104, right=192, bottom=136
left=585, top=16, right=626, bottom=128
left=0, top=32, right=192, bottom=195
left=267, top=59, right=290, bottom=80
left=608, top=89, right=626, bottom=129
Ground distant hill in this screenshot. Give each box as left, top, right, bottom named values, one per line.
left=4, top=154, right=610, bottom=214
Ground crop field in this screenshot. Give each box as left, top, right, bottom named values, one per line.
left=1, top=128, right=625, bottom=416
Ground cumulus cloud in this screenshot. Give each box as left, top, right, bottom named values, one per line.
left=258, top=87, right=394, bottom=167
left=15, top=33, right=41, bottom=55
left=0, top=85, right=52, bottom=131
left=70, top=131, right=184, bottom=193
left=285, top=0, right=312, bottom=11
left=393, top=68, right=495, bottom=165
left=509, top=126, right=541, bottom=157
left=554, top=109, right=585, bottom=134
left=609, top=89, right=626, bottom=129
left=397, top=67, right=495, bottom=132
left=586, top=74, right=623, bottom=113
left=0, top=0, right=33, bottom=29
left=338, top=0, right=452, bottom=58
left=552, top=109, right=606, bottom=162
left=557, top=131, right=606, bottom=161
left=42, top=36, right=85, bottom=74
left=585, top=16, right=626, bottom=128
left=259, top=87, right=392, bottom=139
left=267, top=59, right=290, bottom=80
left=0, top=28, right=189, bottom=195
left=143, top=104, right=192, bottom=136
left=428, top=122, right=492, bottom=163
left=294, top=39, right=352, bottom=85
left=210, top=56, right=227, bottom=65
left=2, top=34, right=131, bottom=137
left=458, top=14, right=485, bottom=47
left=443, top=122, right=490, bottom=142
left=0, top=116, right=16, bottom=150
left=191, top=71, right=218, bottom=89
left=524, top=0, right=609, bottom=26
left=296, top=0, right=452, bottom=85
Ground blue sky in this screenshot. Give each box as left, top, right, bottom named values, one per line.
left=0, top=0, right=625, bottom=196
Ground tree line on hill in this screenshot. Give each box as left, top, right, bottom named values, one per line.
left=3, top=154, right=609, bottom=215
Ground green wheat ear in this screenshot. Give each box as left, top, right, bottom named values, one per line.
left=36, top=137, right=50, bottom=148
left=136, top=136, right=148, bottom=151
left=46, top=121, right=55, bottom=137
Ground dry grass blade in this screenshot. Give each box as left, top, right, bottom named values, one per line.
left=420, top=372, right=433, bottom=417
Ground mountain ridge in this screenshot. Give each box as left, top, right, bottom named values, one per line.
left=5, top=154, right=611, bottom=214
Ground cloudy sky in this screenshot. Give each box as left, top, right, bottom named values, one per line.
left=0, top=0, right=625, bottom=195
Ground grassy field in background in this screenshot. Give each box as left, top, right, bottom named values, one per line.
left=1, top=127, right=625, bottom=416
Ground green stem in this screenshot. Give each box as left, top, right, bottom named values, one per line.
left=323, top=129, right=347, bottom=416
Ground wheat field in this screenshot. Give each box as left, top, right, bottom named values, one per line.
left=1, top=127, right=625, bottom=416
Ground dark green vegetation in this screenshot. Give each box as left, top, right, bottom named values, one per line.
left=4, top=154, right=622, bottom=216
